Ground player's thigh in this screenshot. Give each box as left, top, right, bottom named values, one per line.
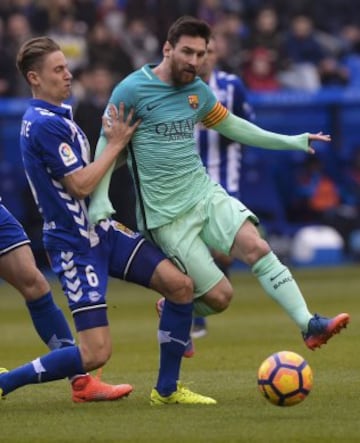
left=0, top=244, right=49, bottom=297
left=0, top=205, right=48, bottom=294
left=0, top=244, right=31, bottom=284
left=108, top=222, right=194, bottom=302
left=107, top=221, right=166, bottom=288
left=202, top=186, right=258, bottom=254
left=152, top=222, right=223, bottom=298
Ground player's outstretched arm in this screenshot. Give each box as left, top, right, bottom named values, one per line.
left=212, top=112, right=331, bottom=153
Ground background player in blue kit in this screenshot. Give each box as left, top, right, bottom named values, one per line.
left=0, top=36, right=216, bottom=405
left=0, top=200, right=134, bottom=402
left=90, top=16, right=350, bottom=405
left=192, top=35, right=255, bottom=338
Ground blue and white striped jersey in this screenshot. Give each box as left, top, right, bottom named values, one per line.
left=20, top=99, right=97, bottom=252
left=195, top=70, right=254, bottom=198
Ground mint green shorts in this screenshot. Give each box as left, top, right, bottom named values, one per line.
left=151, top=184, right=258, bottom=298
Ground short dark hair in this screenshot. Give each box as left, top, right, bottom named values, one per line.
left=167, top=15, right=211, bottom=47
left=16, top=37, right=60, bottom=83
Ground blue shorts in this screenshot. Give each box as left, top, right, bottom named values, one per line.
left=0, top=204, right=30, bottom=255
left=47, top=220, right=165, bottom=332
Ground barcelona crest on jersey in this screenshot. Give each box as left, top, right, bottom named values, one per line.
left=188, top=95, right=199, bottom=109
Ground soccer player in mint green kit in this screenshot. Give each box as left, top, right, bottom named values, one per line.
left=89, top=16, right=350, bottom=405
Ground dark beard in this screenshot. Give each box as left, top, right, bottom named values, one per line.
left=170, top=62, right=195, bottom=86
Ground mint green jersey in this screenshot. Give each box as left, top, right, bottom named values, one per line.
left=109, top=64, right=218, bottom=231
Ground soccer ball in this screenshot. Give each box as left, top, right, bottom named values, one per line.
left=257, top=351, right=313, bottom=407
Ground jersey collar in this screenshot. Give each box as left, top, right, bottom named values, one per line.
left=30, top=99, right=73, bottom=120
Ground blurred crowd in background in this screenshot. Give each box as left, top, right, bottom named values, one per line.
left=0, top=0, right=360, bottom=266
left=2, top=0, right=360, bottom=98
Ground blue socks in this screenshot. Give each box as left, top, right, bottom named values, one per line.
left=0, top=293, right=89, bottom=395
left=26, top=292, right=75, bottom=350
left=193, top=317, right=207, bottom=328
left=156, top=299, right=193, bottom=396
left=0, top=347, right=84, bottom=395
left=0, top=292, right=88, bottom=396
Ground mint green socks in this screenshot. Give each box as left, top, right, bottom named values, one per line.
left=252, top=251, right=312, bottom=331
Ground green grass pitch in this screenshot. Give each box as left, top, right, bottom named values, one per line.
left=0, top=265, right=358, bottom=443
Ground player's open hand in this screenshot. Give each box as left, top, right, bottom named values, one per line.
left=102, top=103, right=141, bottom=151
left=307, top=132, right=331, bottom=154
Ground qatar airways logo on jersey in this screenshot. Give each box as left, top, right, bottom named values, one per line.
left=155, top=118, right=194, bottom=141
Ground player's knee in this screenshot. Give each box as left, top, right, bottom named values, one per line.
left=215, top=285, right=233, bottom=312
left=179, top=274, right=194, bottom=302
left=18, top=269, right=50, bottom=301
left=206, top=281, right=233, bottom=313
left=151, top=260, right=194, bottom=304
left=165, top=273, right=194, bottom=304
left=243, top=238, right=271, bottom=266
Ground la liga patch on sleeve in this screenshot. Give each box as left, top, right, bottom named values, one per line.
left=59, top=142, right=78, bottom=166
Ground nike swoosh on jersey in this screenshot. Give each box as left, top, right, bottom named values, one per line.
left=146, top=102, right=161, bottom=111
left=270, top=268, right=287, bottom=281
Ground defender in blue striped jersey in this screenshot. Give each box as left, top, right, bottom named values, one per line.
left=196, top=38, right=255, bottom=202
left=90, top=16, right=349, bottom=403
left=0, top=37, right=217, bottom=406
